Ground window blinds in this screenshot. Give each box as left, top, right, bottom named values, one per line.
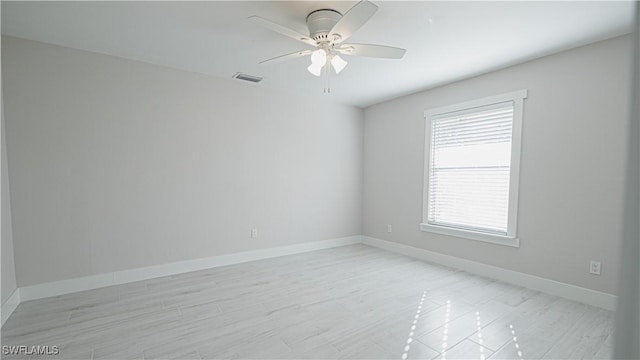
left=427, top=101, right=514, bottom=235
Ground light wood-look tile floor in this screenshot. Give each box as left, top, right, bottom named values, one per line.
left=1, top=245, right=613, bottom=360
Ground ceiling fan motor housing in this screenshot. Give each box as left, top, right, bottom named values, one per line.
left=306, top=9, right=342, bottom=43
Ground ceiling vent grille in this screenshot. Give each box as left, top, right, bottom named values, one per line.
left=232, top=73, right=263, bottom=83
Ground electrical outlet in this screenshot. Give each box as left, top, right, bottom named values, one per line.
left=590, top=260, right=601, bottom=275
left=387, top=224, right=393, bottom=233
left=251, top=228, right=258, bottom=239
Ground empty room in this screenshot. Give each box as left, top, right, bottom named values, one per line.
left=1, top=1, right=639, bottom=359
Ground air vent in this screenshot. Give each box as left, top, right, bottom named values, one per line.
left=232, top=73, right=263, bottom=83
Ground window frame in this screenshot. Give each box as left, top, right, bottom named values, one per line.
left=421, top=89, right=527, bottom=248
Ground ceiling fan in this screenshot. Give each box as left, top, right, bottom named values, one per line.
left=249, top=0, right=406, bottom=89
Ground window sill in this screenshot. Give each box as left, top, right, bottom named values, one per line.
left=420, top=223, right=520, bottom=248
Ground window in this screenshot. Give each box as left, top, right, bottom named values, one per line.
left=422, top=90, right=527, bottom=247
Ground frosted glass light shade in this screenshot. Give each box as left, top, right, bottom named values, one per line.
left=310, top=49, right=327, bottom=66
left=331, top=55, right=348, bottom=74
left=307, top=49, right=327, bottom=76
left=307, top=63, right=323, bottom=76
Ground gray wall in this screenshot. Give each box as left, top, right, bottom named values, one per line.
left=2, top=36, right=364, bottom=287
left=1, top=82, right=17, bottom=303
left=363, top=35, right=631, bottom=295
left=614, top=5, right=639, bottom=356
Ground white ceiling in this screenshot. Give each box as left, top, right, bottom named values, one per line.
left=1, top=1, right=635, bottom=108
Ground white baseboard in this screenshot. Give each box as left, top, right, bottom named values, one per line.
left=9, top=234, right=616, bottom=316
left=361, top=236, right=617, bottom=311
left=19, top=235, right=361, bottom=302
left=1, top=288, right=21, bottom=327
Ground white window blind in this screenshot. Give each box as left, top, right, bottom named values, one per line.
left=427, top=101, right=514, bottom=235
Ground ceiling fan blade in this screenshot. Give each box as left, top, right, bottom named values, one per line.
left=249, top=16, right=317, bottom=47
left=259, top=50, right=313, bottom=64
left=336, top=43, right=406, bottom=59
left=329, top=1, right=378, bottom=44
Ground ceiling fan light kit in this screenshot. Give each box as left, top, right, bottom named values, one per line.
left=249, top=0, right=406, bottom=92
left=306, top=48, right=348, bottom=77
